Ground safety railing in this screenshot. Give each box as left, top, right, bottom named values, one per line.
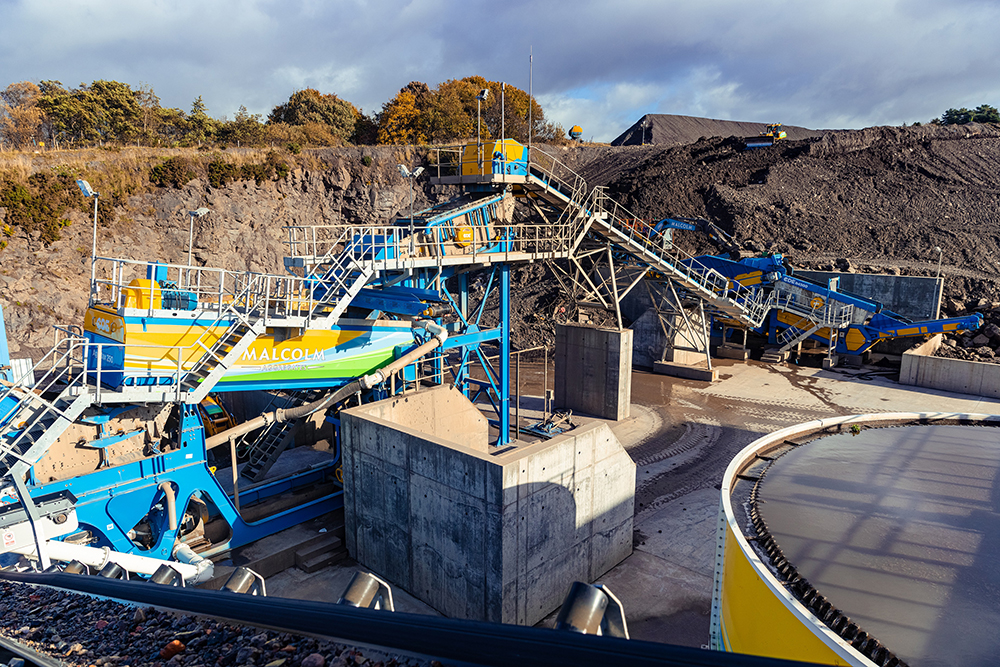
left=578, top=188, right=774, bottom=328
left=285, top=220, right=578, bottom=274
left=89, top=256, right=366, bottom=329
left=0, top=330, right=215, bottom=479
left=775, top=289, right=856, bottom=329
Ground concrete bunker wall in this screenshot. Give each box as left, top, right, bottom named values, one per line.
left=901, top=334, right=1000, bottom=399
left=341, top=385, right=635, bottom=625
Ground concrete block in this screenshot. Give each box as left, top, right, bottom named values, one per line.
left=342, top=385, right=635, bottom=625
left=590, top=518, right=634, bottom=581
left=409, top=435, right=486, bottom=497
left=653, top=360, right=718, bottom=382
left=555, top=323, right=632, bottom=420
left=717, top=344, right=749, bottom=360
left=522, top=542, right=591, bottom=626
left=666, top=347, right=707, bottom=365
left=592, top=423, right=619, bottom=464
left=525, top=436, right=575, bottom=486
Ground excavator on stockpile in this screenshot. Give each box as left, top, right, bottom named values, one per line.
left=744, top=122, right=787, bottom=149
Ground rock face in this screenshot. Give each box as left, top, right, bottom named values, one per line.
left=0, top=149, right=440, bottom=359
left=6, top=122, right=1000, bottom=361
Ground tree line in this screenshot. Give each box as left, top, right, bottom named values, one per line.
left=933, top=104, right=1000, bottom=126
left=0, top=77, right=565, bottom=151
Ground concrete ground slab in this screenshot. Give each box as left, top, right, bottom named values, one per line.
left=259, top=359, right=1000, bottom=649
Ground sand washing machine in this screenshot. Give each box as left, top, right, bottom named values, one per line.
left=712, top=412, right=1000, bottom=666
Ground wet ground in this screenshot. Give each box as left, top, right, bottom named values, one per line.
left=267, top=358, right=1000, bottom=648
left=586, top=359, right=1000, bottom=647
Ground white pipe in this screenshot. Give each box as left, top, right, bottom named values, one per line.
left=159, top=482, right=177, bottom=531
left=12, top=540, right=214, bottom=584
left=172, top=541, right=215, bottom=584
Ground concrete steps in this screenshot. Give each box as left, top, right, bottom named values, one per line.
left=761, top=349, right=788, bottom=364
left=295, top=534, right=347, bottom=573
left=199, top=509, right=344, bottom=589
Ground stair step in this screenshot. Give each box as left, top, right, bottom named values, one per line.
left=295, top=534, right=343, bottom=562
left=297, top=549, right=346, bottom=574
left=294, top=534, right=347, bottom=574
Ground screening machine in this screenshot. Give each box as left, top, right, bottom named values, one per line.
left=677, top=252, right=982, bottom=356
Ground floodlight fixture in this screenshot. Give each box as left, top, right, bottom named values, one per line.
left=76, top=179, right=98, bottom=198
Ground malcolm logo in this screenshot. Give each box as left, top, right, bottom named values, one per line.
left=241, top=347, right=326, bottom=363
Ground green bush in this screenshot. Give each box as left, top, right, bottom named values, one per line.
left=361, top=155, right=373, bottom=167
left=207, top=156, right=239, bottom=189
left=149, top=157, right=195, bottom=188
left=287, top=142, right=302, bottom=155
left=0, top=170, right=80, bottom=244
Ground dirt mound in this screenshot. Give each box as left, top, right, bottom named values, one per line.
left=594, top=123, right=1000, bottom=307
left=610, top=114, right=827, bottom=147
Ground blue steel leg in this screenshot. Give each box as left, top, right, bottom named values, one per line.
left=498, top=264, right=510, bottom=445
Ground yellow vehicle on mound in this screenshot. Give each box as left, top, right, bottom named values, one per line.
left=745, top=122, right=787, bottom=149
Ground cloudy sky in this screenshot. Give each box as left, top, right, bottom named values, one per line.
left=3, top=0, right=1000, bottom=142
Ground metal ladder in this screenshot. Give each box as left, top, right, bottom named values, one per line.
left=238, top=388, right=328, bottom=483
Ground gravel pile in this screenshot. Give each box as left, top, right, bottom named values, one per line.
left=935, top=303, right=1000, bottom=364
left=0, top=581, right=432, bottom=667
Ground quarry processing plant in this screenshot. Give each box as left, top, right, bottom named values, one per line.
left=0, top=135, right=985, bottom=666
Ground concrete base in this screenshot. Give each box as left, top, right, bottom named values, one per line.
left=555, top=324, right=632, bottom=420
left=822, top=355, right=839, bottom=370
left=717, top=345, right=750, bottom=360
left=341, top=385, right=635, bottom=625
left=653, top=361, right=718, bottom=382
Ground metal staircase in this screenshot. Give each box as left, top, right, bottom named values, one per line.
left=0, top=335, right=98, bottom=483
left=519, top=163, right=774, bottom=329
left=238, top=388, right=328, bottom=484
left=180, top=264, right=372, bottom=404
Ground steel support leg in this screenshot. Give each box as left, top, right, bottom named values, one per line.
left=12, top=473, right=50, bottom=570
left=498, top=264, right=511, bottom=445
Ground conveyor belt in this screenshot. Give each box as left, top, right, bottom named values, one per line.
left=751, top=424, right=1000, bottom=667
left=0, top=570, right=822, bottom=667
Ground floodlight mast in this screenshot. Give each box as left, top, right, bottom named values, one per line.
left=476, top=89, right=489, bottom=171
left=398, top=165, right=424, bottom=254
left=77, top=180, right=100, bottom=295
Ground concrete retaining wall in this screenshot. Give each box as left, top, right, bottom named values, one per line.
left=341, top=385, right=635, bottom=625
left=900, top=334, right=1000, bottom=398
left=796, top=271, right=942, bottom=321
left=555, top=324, right=632, bottom=420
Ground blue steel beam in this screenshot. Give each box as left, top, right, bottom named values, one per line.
left=498, top=264, right=510, bottom=445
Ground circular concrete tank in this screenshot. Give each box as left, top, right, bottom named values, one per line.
left=711, top=413, right=1000, bottom=666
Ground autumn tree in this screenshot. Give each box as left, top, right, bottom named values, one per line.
left=377, top=89, right=426, bottom=144
left=422, top=79, right=477, bottom=143
left=0, top=81, right=43, bottom=149
left=268, top=89, right=357, bottom=143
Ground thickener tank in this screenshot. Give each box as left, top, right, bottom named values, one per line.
left=712, top=413, right=1000, bottom=666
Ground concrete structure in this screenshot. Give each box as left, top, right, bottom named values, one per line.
left=900, top=334, right=1000, bottom=399
left=555, top=324, right=633, bottom=420
left=796, top=271, right=942, bottom=321
left=340, top=385, right=635, bottom=625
